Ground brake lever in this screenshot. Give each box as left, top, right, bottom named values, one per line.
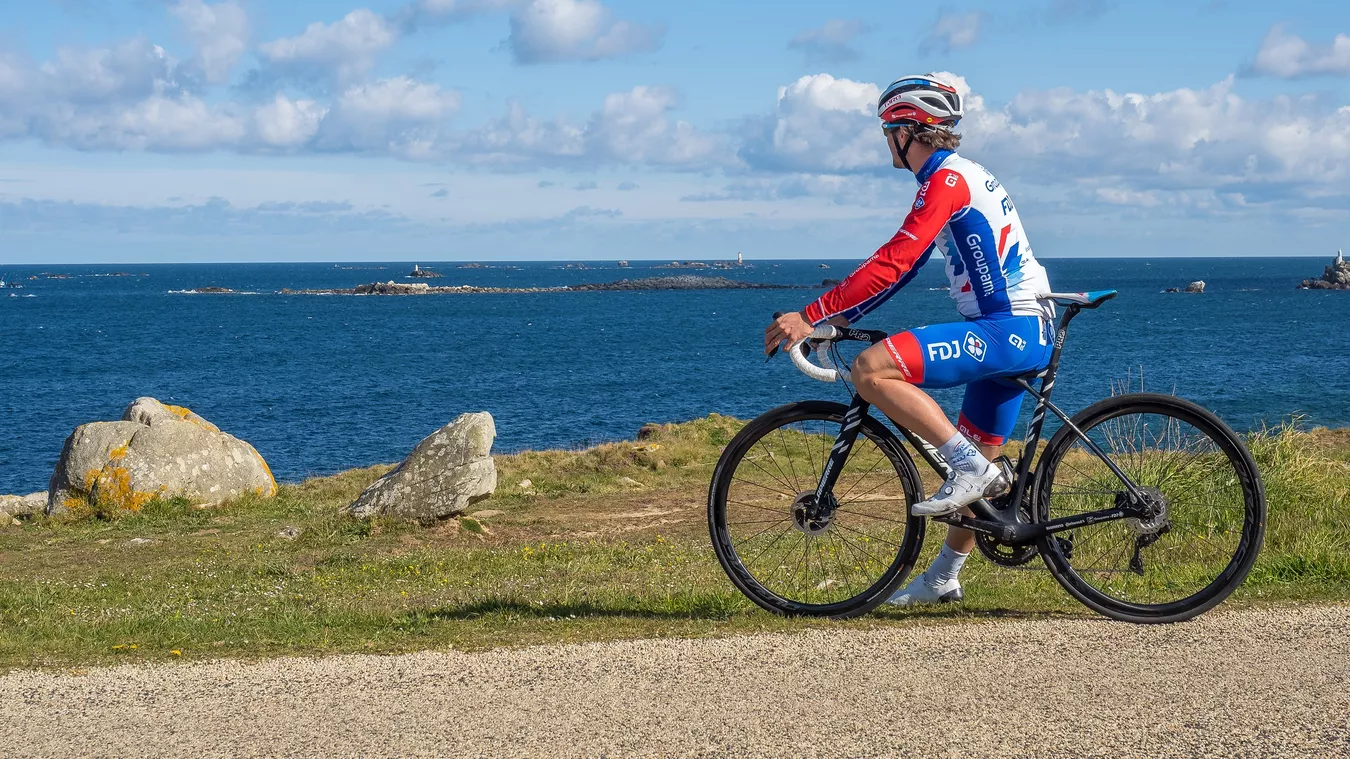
left=765, top=311, right=784, bottom=362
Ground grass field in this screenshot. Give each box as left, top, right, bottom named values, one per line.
left=1, top=415, right=1346, bottom=671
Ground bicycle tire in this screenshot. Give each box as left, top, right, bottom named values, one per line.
left=1034, top=393, right=1266, bottom=623
left=708, top=400, right=927, bottom=618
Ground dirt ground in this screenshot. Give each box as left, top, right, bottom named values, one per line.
left=4, top=603, right=1347, bottom=758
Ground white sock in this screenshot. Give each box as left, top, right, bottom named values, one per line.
left=927, top=544, right=970, bottom=586
left=938, top=431, right=990, bottom=476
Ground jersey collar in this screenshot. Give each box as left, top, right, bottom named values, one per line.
left=915, top=149, right=955, bottom=184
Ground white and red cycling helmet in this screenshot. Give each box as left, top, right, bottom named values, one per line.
left=878, top=74, right=964, bottom=130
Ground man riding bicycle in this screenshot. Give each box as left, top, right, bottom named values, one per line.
left=764, top=73, right=1055, bottom=608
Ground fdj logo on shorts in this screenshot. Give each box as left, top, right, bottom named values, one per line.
left=963, top=332, right=987, bottom=362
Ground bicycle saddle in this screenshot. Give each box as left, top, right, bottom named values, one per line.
left=1044, top=290, right=1117, bottom=308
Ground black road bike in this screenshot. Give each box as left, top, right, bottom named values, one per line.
left=708, top=291, right=1267, bottom=623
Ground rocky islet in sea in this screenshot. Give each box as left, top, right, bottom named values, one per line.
left=1298, top=251, right=1350, bottom=290
left=277, top=275, right=799, bottom=296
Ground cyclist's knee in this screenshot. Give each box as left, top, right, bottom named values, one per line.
left=852, top=346, right=902, bottom=399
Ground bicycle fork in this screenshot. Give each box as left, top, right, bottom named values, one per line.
left=814, top=397, right=870, bottom=506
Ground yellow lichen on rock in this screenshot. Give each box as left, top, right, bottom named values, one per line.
left=164, top=404, right=220, bottom=433
left=79, top=465, right=155, bottom=515
left=251, top=447, right=278, bottom=497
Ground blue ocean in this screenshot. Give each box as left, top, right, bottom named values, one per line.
left=1, top=257, right=1346, bottom=495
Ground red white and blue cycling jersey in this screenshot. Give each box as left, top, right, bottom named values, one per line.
left=804, top=149, right=1053, bottom=326
left=801, top=149, right=1057, bottom=446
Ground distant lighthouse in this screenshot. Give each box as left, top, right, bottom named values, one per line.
left=737, top=252, right=743, bottom=265
left=1338, top=249, right=1344, bottom=266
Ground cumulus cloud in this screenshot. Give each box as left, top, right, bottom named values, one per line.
left=315, top=76, right=460, bottom=157
left=921, top=11, right=984, bottom=54
left=736, top=70, right=1350, bottom=215
left=252, top=94, right=327, bottom=148
left=739, top=74, right=883, bottom=173
left=257, top=9, right=399, bottom=85
left=40, top=38, right=174, bottom=104
left=461, top=85, right=724, bottom=168
left=1247, top=25, right=1350, bottom=79
left=508, top=0, right=664, bottom=64
left=169, top=0, right=250, bottom=85
left=788, top=19, right=870, bottom=63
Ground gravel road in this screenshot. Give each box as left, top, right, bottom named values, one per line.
left=4, top=605, right=1348, bottom=758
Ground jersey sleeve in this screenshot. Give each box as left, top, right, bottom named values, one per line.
left=804, top=168, right=971, bottom=325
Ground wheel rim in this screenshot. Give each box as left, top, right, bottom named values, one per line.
left=720, top=415, right=915, bottom=610
left=1042, top=408, right=1257, bottom=612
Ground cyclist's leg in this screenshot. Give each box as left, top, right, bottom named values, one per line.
left=855, top=316, right=1050, bottom=512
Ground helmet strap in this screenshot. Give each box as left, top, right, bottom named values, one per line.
left=889, top=128, right=917, bottom=172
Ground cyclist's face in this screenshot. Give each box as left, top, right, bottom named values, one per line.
left=883, top=126, right=909, bottom=170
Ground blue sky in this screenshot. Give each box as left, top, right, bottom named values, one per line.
left=1, top=0, right=1349, bottom=262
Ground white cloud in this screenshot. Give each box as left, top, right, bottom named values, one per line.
left=739, top=74, right=883, bottom=173
left=788, top=19, right=869, bottom=63
left=315, top=76, right=460, bottom=157
left=1248, top=25, right=1350, bottom=79
left=586, top=86, right=722, bottom=166
left=508, top=0, right=663, bottom=64
left=257, top=9, right=398, bottom=85
left=169, top=0, right=250, bottom=85
left=40, top=38, right=174, bottom=103
left=42, top=94, right=247, bottom=152
left=459, top=85, right=723, bottom=168
left=921, top=11, right=984, bottom=54
left=737, top=70, right=1350, bottom=216
left=253, top=95, right=327, bottom=148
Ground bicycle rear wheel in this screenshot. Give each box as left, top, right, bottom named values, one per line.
left=708, top=401, right=926, bottom=618
left=1035, top=393, right=1266, bottom=623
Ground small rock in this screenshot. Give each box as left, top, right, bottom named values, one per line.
left=10, top=518, right=20, bottom=527
left=276, top=526, right=301, bottom=540
left=347, top=412, right=497, bottom=524
left=517, top=479, right=533, bottom=490
left=469, top=510, right=503, bottom=519
left=1184, top=280, right=1206, bottom=293
left=632, top=443, right=663, bottom=453
left=126, top=537, right=154, bottom=546
left=820, top=278, right=841, bottom=287
left=618, top=476, right=645, bottom=488
left=0, top=492, right=47, bottom=518
left=1162, top=287, right=1180, bottom=293
left=636, top=424, right=662, bottom=440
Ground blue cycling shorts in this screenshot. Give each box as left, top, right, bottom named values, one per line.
left=881, top=314, right=1054, bottom=445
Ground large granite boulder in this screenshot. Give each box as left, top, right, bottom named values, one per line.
left=1184, top=280, right=1206, bottom=293
left=348, top=412, right=497, bottom=524
left=47, top=397, right=276, bottom=516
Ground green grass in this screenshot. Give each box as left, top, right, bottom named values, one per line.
left=0, top=416, right=1346, bottom=671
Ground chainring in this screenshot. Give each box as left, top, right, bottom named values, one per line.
left=975, top=532, right=1040, bottom=567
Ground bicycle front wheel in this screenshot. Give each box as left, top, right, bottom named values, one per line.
left=708, top=401, right=926, bottom=618
left=1035, top=393, right=1266, bottom=623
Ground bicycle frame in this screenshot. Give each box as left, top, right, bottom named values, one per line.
left=813, top=303, right=1150, bottom=547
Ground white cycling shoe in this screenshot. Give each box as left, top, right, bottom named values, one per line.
left=910, top=463, right=1008, bottom=517
left=886, top=571, right=964, bottom=606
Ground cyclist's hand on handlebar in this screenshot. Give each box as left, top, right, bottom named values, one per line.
left=764, top=311, right=813, bottom=356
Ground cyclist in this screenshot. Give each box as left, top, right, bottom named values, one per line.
left=764, top=73, right=1055, bottom=607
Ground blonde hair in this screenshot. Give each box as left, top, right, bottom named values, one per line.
left=912, top=128, right=962, bottom=151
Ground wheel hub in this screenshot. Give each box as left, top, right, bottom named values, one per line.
left=1125, top=486, right=1170, bottom=535
left=791, top=492, right=836, bottom=535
